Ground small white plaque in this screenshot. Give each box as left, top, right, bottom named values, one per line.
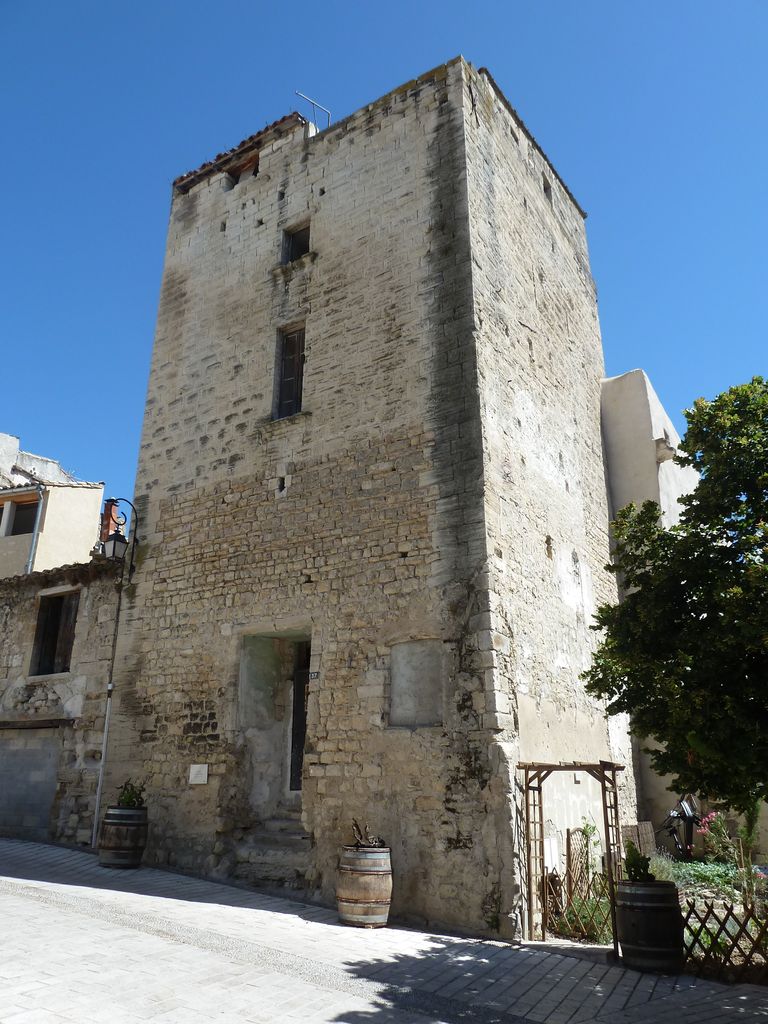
left=189, top=763, right=209, bottom=785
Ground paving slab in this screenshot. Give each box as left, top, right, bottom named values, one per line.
left=1, top=839, right=767, bottom=1023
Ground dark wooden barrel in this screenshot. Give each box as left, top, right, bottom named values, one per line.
left=337, top=846, right=393, bottom=927
left=98, top=807, right=148, bottom=868
left=616, top=880, right=684, bottom=972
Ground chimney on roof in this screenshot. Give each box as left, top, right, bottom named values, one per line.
left=100, top=498, right=120, bottom=543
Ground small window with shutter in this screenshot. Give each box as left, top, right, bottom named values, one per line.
left=30, top=591, right=80, bottom=676
left=274, top=326, right=306, bottom=420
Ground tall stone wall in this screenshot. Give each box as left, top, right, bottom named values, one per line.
left=108, top=57, right=643, bottom=936
left=107, top=59, right=516, bottom=934
left=462, top=66, right=637, bottom=876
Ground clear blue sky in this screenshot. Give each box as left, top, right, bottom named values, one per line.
left=2, top=2, right=766, bottom=504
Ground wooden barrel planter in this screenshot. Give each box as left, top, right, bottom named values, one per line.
left=98, top=807, right=148, bottom=869
left=616, top=880, right=684, bottom=972
left=336, top=846, right=393, bottom=927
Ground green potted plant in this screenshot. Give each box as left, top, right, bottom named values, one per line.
left=98, top=779, right=148, bottom=869
left=616, top=841, right=684, bottom=971
left=336, top=819, right=392, bottom=928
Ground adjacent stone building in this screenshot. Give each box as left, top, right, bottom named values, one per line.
left=0, top=435, right=115, bottom=843
left=104, top=57, right=637, bottom=937
left=0, top=559, right=118, bottom=842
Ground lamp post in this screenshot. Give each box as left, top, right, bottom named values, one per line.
left=91, top=497, right=139, bottom=848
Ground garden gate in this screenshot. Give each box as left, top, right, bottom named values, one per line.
left=519, top=760, right=624, bottom=958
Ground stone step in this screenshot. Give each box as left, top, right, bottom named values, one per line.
left=262, top=816, right=305, bottom=834
left=233, top=832, right=313, bottom=890
left=246, top=829, right=310, bottom=850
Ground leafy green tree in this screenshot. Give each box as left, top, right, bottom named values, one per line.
left=584, top=377, right=768, bottom=816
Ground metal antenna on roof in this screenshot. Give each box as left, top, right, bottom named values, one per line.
left=295, top=91, right=331, bottom=131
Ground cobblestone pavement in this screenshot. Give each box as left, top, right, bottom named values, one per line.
left=1, top=841, right=766, bottom=1023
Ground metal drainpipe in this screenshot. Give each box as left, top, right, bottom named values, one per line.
left=91, top=682, right=114, bottom=848
left=91, top=570, right=125, bottom=848
left=91, top=515, right=134, bottom=848
left=24, top=484, right=45, bottom=574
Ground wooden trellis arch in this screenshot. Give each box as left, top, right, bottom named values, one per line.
left=519, top=760, right=624, bottom=957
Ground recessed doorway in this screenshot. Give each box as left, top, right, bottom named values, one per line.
left=239, top=634, right=311, bottom=818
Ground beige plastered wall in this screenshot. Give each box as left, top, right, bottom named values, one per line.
left=32, top=485, right=103, bottom=572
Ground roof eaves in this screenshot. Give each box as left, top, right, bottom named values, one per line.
left=0, top=556, right=119, bottom=589
left=173, top=112, right=307, bottom=194
left=0, top=480, right=103, bottom=498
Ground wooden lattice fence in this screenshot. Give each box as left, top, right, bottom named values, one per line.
left=545, top=868, right=613, bottom=946
left=546, top=880, right=768, bottom=984
left=682, top=899, right=768, bottom=983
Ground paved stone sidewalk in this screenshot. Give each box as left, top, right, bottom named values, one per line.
left=1, top=840, right=766, bottom=1023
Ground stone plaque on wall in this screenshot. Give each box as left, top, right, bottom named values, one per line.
left=188, top=764, right=209, bottom=785
left=389, top=639, right=444, bottom=727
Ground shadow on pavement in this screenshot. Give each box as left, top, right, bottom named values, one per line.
left=331, top=937, right=552, bottom=1024
left=0, top=837, right=337, bottom=924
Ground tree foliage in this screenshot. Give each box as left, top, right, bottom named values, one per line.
left=584, top=378, right=768, bottom=815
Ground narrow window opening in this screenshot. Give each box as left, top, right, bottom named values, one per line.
left=277, top=476, right=286, bottom=493
left=290, top=641, right=311, bottom=791
left=274, top=326, right=306, bottom=420
left=220, top=221, right=227, bottom=232
left=319, top=187, right=326, bottom=196
left=282, top=224, right=311, bottom=264
left=10, top=501, right=38, bottom=536
left=542, top=174, right=553, bottom=204
left=545, top=535, right=554, bottom=560
left=30, top=591, right=79, bottom=676
left=278, top=189, right=286, bottom=202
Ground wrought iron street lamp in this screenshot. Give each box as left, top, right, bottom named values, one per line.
left=103, top=529, right=129, bottom=562
left=91, top=497, right=139, bottom=848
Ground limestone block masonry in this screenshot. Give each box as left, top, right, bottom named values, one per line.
left=106, top=57, right=636, bottom=938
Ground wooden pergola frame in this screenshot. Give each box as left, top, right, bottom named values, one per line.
left=518, top=760, right=624, bottom=957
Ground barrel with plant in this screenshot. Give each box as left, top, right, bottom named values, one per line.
left=616, top=841, right=684, bottom=971
left=98, top=779, right=148, bottom=869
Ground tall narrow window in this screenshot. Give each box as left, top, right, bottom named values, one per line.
left=30, top=591, right=80, bottom=676
left=275, top=326, right=305, bottom=420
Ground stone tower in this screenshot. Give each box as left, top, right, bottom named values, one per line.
left=107, top=57, right=635, bottom=937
